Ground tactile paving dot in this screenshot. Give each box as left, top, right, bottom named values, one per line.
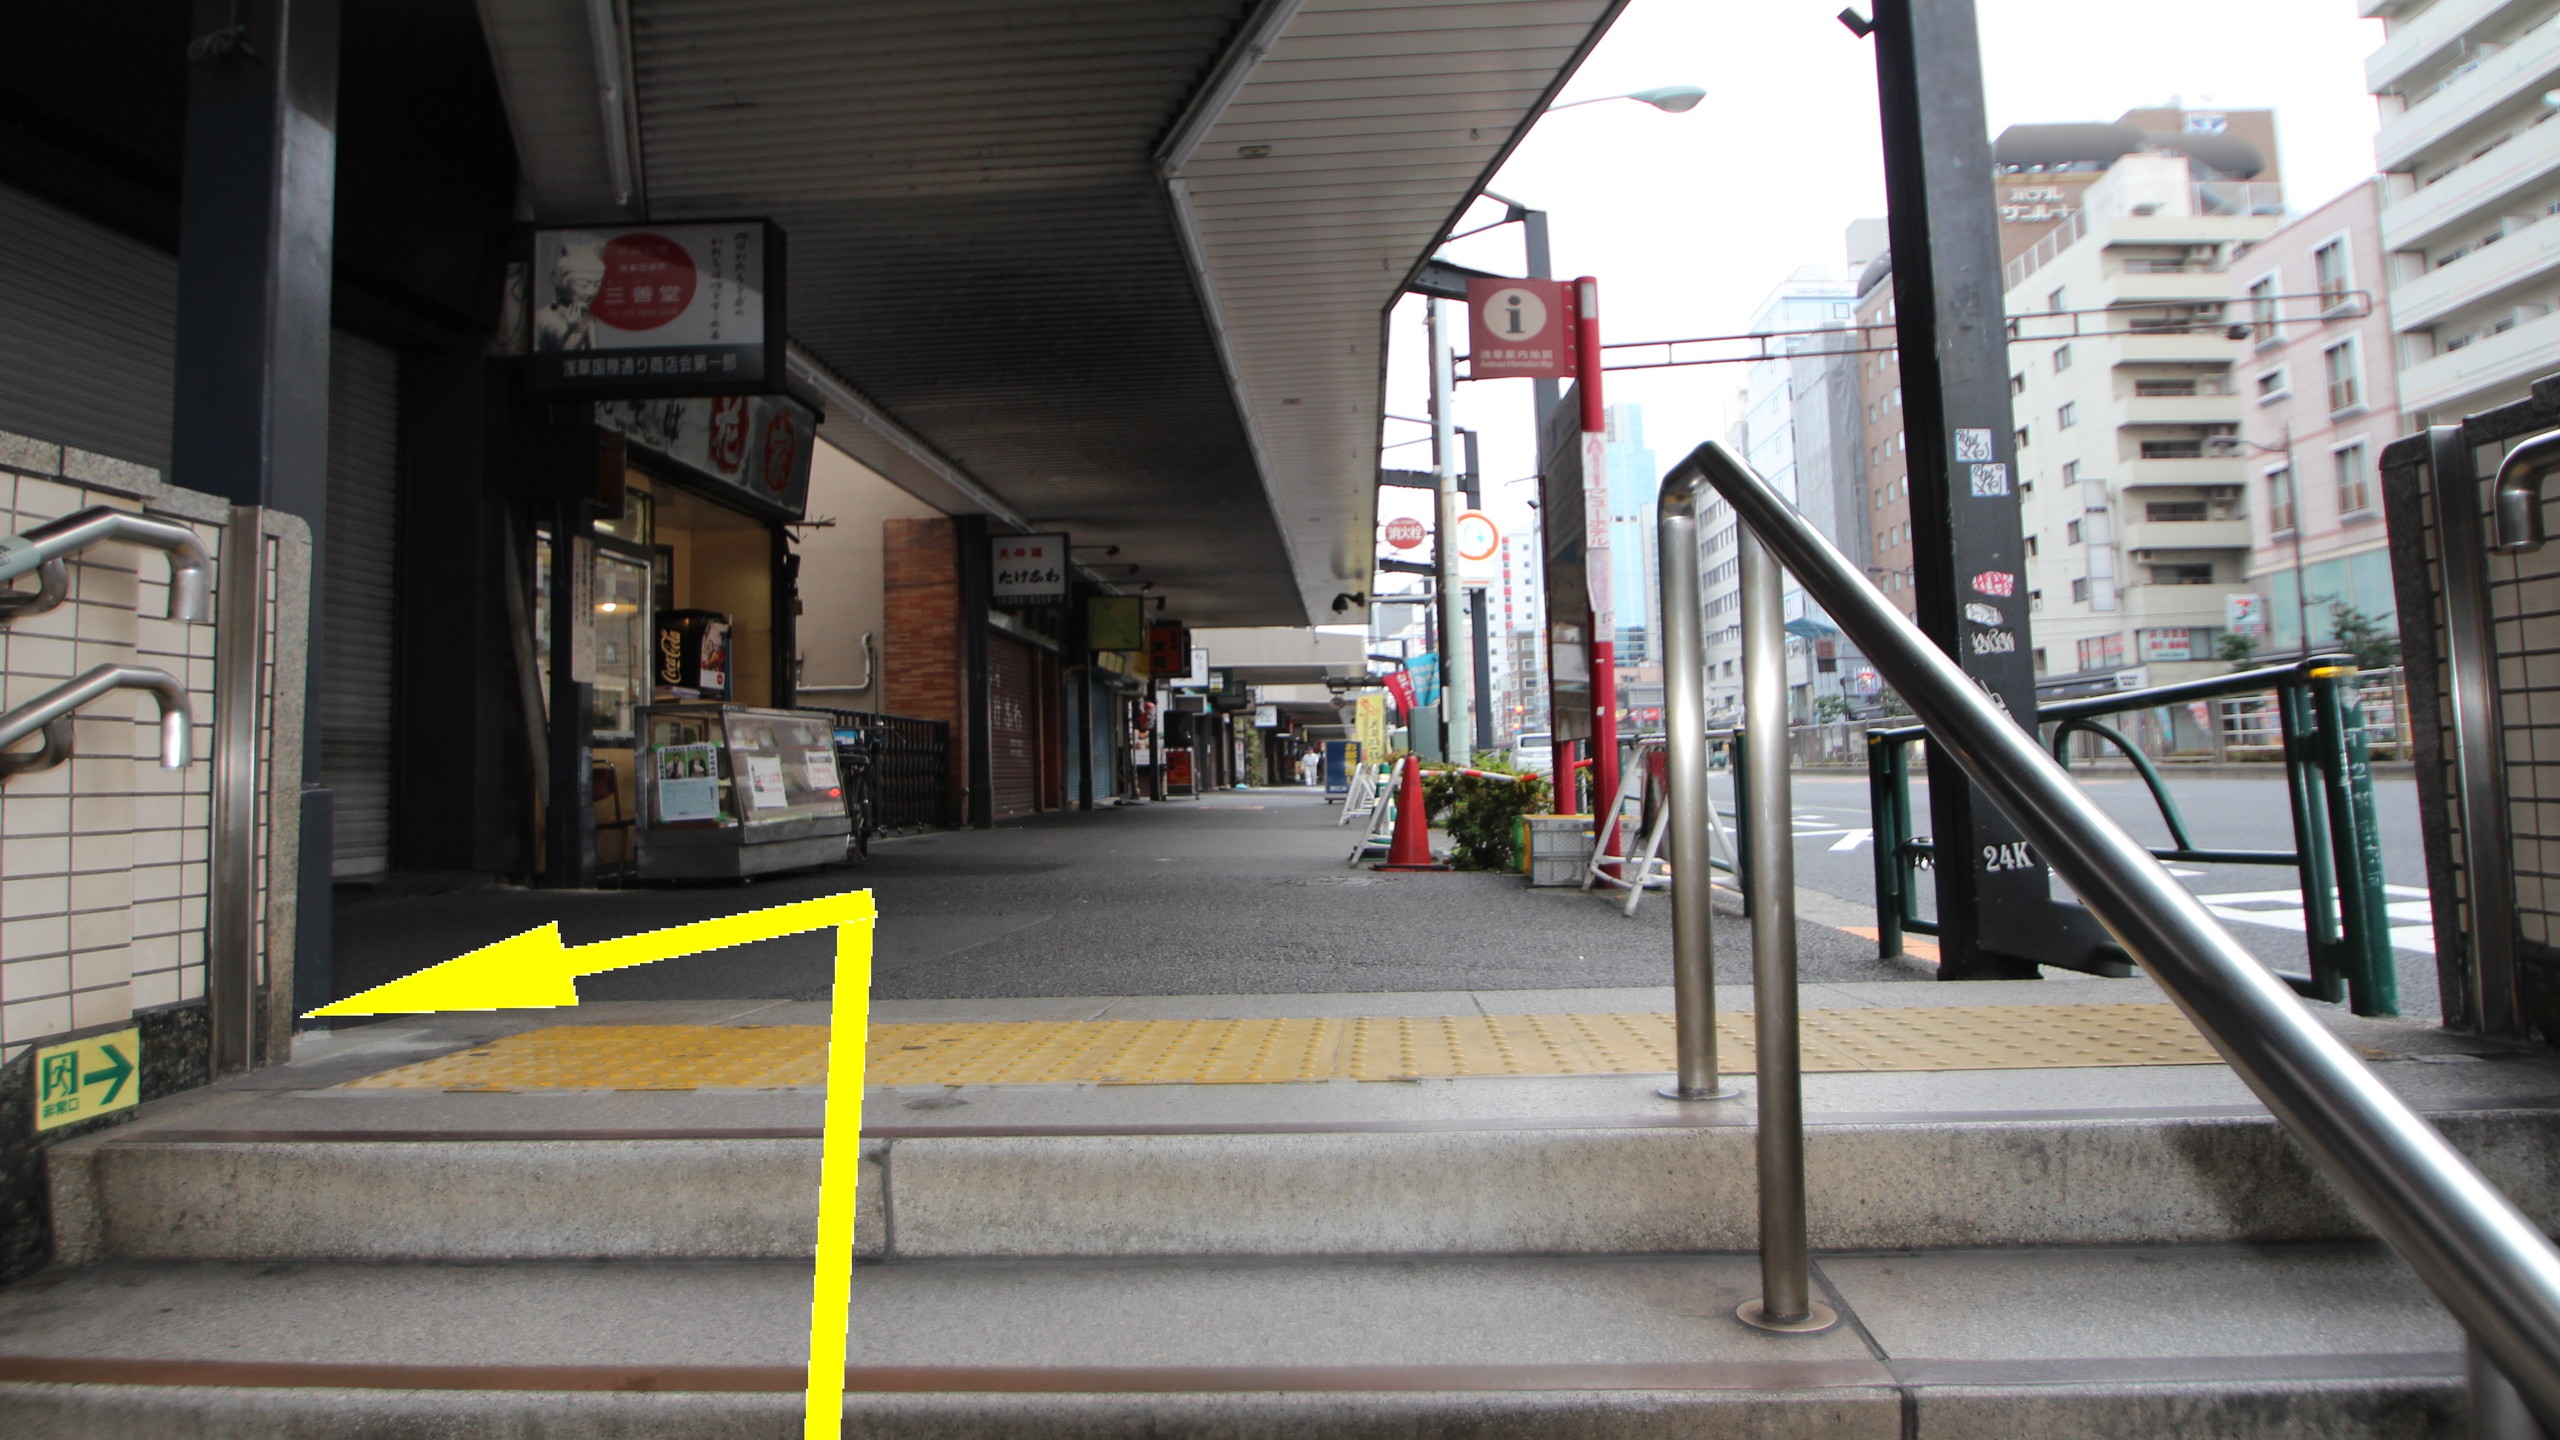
left=337, top=1004, right=2224, bottom=1091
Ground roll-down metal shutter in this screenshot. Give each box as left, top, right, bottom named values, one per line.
left=0, top=183, right=178, bottom=472
left=322, top=338, right=401, bottom=875
left=987, top=632, right=1037, bottom=820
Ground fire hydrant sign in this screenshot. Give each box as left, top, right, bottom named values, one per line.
left=34, top=1027, right=139, bottom=1132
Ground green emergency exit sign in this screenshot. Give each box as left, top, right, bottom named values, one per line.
left=33, top=1028, right=139, bottom=1132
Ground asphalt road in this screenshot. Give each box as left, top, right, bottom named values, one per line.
left=1729, top=767, right=2443, bottom=1020
left=332, top=789, right=1910, bottom=1005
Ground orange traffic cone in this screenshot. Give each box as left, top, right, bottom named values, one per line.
left=1374, top=756, right=1448, bottom=871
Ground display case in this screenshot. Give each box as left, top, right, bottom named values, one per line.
left=635, top=703, right=851, bottom=878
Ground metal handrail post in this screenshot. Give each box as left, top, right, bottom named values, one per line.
left=1735, top=526, right=1834, bottom=1334
left=1731, top=728, right=1751, bottom=917
left=1655, top=471, right=1731, bottom=1101
left=0, top=505, right=214, bottom=622
left=2308, top=656, right=2398, bottom=1017
left=1673, top=438, right=2560, bottom=1428
left=2281, top=678, right=2349, bottom=1004
left=1869, top=732, right=1903, bottom=959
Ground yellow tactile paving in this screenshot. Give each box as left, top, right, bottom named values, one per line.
left=337, top=1003, right=2225, bottom=1092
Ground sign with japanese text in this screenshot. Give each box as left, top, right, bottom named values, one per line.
left=1356, top=693, right=1388, bottom=756
left=1408, top=651, right=1442, bottom=709
left=1383, top=669, right=1416, bottom=718
left=1466, top=277, right=1577, bottom=380
left=1087, top=595, right=1145, bottom=652
left=1146, top=623, right=1190, bottom=678
left=529, top=220, right=785, bottom=396
left=34, top=1027, right=139, bottom=1133
left=593, top=391, right=818, bottom=522
left=990, top=533, right=1069, bottom=606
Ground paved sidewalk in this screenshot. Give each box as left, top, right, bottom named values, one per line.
left=332, top=791, right=1909, bottom=1007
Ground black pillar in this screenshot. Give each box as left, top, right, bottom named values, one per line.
left=1868, top=0, right=2115, bottom=978
left=172, top=0, right=342, bottom=1017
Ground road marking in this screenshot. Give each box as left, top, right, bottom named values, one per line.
left=2194, top=884, right=2434, bottom=953
left=1829, top=828, right=1873, bottom=852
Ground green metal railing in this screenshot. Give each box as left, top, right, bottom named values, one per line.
left=1869, top=654, right=2397, bottom=1016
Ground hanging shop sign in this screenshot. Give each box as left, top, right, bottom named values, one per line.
left=1146, top=623, right=1191, bottom=678
left=991, top=533, right=1070, bottom=606
left=1407, top=651, right=1442, bottom=709
left=2225, top=592, right=2266, bottom=638
left=1087, top=595, right=1146, bottom=652
left=527, top=220, right=786, bottom=396
left=1465, top=277, right=1577, bottom=380
left=595, top=391, right=818, bottom=522
left=1355, top=693, right=1389, bottom=755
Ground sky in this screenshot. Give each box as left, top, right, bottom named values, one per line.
left=1375, top=0, right=2391, bottom=575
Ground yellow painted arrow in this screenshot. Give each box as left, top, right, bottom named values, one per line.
left=305, top=891, right=876, bottom=1016
left=301, top=890, right=877, bottom=1439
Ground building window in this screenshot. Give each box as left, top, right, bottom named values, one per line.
left=2078, top=633, right=2125, bottom=670
left=2011, top=373, right=2026, bottom=396
left=2146, top=500, right=2208, bottom=521
left=2054, top=343, right=2072, bottom=372
left=2136, top=377, right=2199, bottom=396
left=2256, top=367, right=2288, bottom=401
left=2141, top=438, right=2205, bottom=459
left=2149, top=562, right=2217, bottom=585
left=2016, top=426, right=2031, bottom=450
left=2313, top=240, right=2351, bottom=311
left=2066, top=519, right=2083, bottom=544
left=2072, top=578, right=2091, bottom=603
left=2267, top=466, right=2296, bottom=532
left=2057, top=402, right=2077, bottom=429
left=2334, top=441, right=2373, bottom=516
left=2247, top=275, right=2278, bottom=342
left=2323, top=339, right=2361, bottom=414
left=2062, top=460, right=2079, bottom=486
left=2024, top=535, right=2040, bottom=557
left=2033, top=646, right=2048, bottom=673
left=2048, top=287, right=2066, bottom=313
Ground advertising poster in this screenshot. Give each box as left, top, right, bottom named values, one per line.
left=528, top=221, right=783, bottom=395
left=656, top=744, right=725, bottom=823
left=594, top=392, right=818, bottom=521
left=745, top=753, right=790, bottom=809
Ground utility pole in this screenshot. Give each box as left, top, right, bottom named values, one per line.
left=1430, top=299, right=1473, bottom=760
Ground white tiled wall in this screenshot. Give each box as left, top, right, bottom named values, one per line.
left=0, top=432, right=226, bottom=1063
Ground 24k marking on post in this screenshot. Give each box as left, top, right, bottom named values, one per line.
left=306, top=890, right=876, bottom=1439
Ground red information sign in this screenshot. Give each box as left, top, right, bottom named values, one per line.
left=1383, top=515, right=1428, bottom=550
left=1465, top=277, right=1576, bottom=380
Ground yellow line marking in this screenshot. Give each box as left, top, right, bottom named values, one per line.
left=301, top=892, right=876, bottom=1439
left=340, top=1003, right=2224, bottom=1092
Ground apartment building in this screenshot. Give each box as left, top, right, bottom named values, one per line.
left=1601, top=404, right=1660, bottom=664
left=2235, top=178, right=2404, bottom=658
left=2008, top=153, right=2285, bottom=701
left=2366, top=0, right=2560, bottom=424
left=1855, top=252, right=1916, bottom=622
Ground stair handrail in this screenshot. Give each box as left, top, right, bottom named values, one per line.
left=0, top=506, right=214, bottom=623
left=0, top=664, right=192, bottom=777
left=1663, top=438, right=2560, bottom=1428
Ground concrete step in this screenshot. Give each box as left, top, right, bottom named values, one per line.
left=0, top=1244, right=2470, bottom=1438
left=48, top=1066, right=2560, bottom=1265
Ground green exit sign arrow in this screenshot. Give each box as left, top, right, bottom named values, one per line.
left=33, top=1027, right=139, bottom=1133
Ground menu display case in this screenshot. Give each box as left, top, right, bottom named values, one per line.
left=635, top=703, right=851, bottom=878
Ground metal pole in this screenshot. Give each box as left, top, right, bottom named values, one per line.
left=1737, top=526, right=1834, bottom=1334
left=1430, top=300, right=1471, bottom=761
left=208, top=508, right=263, bottom=1074
left=1656, top=474, right=1730, bottom=1102
left=2477, top=1340, right=2557, bottom=1440
left=1577, top=276, right=1619, bottom=856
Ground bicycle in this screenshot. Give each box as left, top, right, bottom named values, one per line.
left=836, top=729, right=884, bottom=860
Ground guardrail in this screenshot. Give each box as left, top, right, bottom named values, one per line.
left=1660, top=436, right=2560, bottom=1429
left=1868, top=656, right=2398, bottom=1016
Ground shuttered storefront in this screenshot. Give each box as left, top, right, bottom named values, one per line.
left=0, top=182, right=405, bottom=876
left=987, top=632, right=1038, bottom=820
left=0, top=184, right=178, bottom=472
left=321, top=338, right=401, bottom=875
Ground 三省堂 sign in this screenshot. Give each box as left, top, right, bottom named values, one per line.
left=527, top=221, right=784, bottom=396
left=991, top=534, right=1069, bottom=606
left=34, top=1027, right=139, bottom=1133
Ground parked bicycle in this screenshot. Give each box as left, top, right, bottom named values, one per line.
left=833, top=727, right=885, bottom=860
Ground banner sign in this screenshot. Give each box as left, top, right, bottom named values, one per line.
left=1383, top=669, right=1417, bottom=718
left=1408, top=652, right=1442, bottom=709
left=1355, top=693, right=1388, bottom=756
left=990, top=533, right=1069, bottom=606
left=1465, top=277, right=1577, bottom=380
left=1146, top=624, right=1191, bottom=678
left=529, top=220, right=785, bottom=395
left=595, top=391, right=817, bottom=522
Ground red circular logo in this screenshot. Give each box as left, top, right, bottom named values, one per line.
left=588, top=233, right=697, bottom=331
left=1384, top=516, right=1427, bottom=550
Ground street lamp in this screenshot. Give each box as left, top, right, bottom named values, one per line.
left=1547, top=84, right=1707, bottom=114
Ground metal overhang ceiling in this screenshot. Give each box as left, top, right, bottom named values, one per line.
left=476, top=0, right=1623, bottom=627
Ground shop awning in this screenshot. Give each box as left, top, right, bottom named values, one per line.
left=477, top=0, right=1625, bottom=626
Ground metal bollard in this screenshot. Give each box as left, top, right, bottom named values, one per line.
left=1735, top=528, right=1835, bottom=1335
left=1655, top=473, right=1732, bottom=1101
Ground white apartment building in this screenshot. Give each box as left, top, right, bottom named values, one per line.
left=1490, top=529, right=1546, bottom=741
left=2367, top=0, right=2560, bottom=422
left=2008, top=154, right=2284, bottom=700
left=2235, top=179, right=2405, bottom=659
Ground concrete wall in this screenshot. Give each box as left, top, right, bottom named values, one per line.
left=794, top=442, right=940, bottom=711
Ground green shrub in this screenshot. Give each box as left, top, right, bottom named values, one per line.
left=1420, top=759, right=1552, bottom=871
